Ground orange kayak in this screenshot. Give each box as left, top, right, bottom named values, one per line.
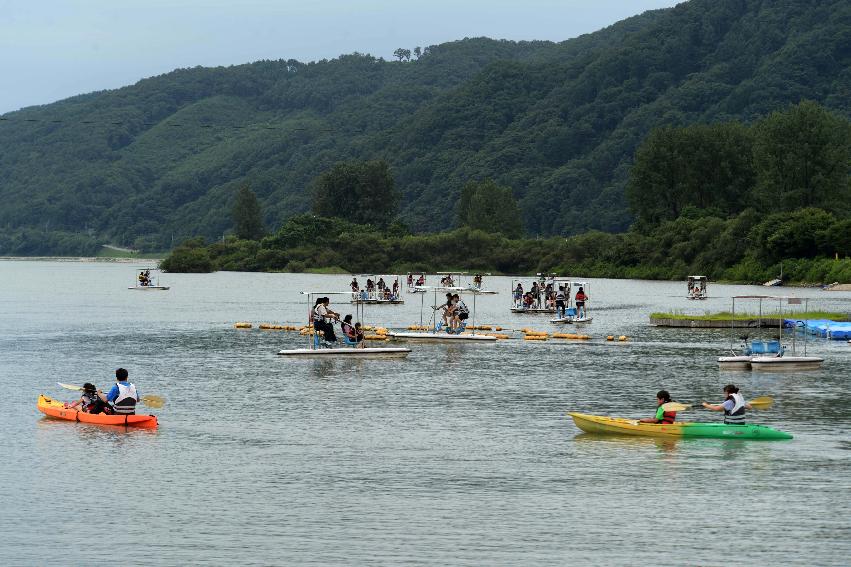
left=37, top=394, right=158, bottom=428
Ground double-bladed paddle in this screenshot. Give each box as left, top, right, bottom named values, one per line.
left=57, top=382, right=165, bottom=408
left=661, top=396, right=774, bottom=413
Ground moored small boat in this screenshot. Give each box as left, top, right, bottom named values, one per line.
left=568, top=412, right=792, bottom=440
left=749, top=355, right=823, bottom=370
left=37, top=394, right=158, bottom=428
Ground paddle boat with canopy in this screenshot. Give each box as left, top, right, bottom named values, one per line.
left=277, top=291, right=411, bottom=357
left=511, top=274, right=570, bottom=314
left=551, top=281, right=592, bottom=324
left=405, top=272, right=428, bottom=293
left=717, top=295, right=823, bottom=370
left=687, top=276, right=708, bottom=300
left=350, top=274, right=404, bottom=304
left=387, top=285, right=496, bottom=342
left=129, top=268, right=169, bottom=290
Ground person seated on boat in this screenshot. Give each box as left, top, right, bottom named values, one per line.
left=701, top=384, right=752, bottom=425
left=416, top=274, right=425, bottom=286
left=574, top=287, right=588, bottom=318
left=555, top=286, right=567, bottom=318
left=350, top=278, right=359, bottom=292
left=341, top=314, right=365, bottom=348
left=106, top=368, right=139, bottom=415
left=638, top=390, right=677, bottom=424
left=435, top=292, right=454, bottom=330
left=64, top=383, right=108, bottom=414
left=383, top=288, right=392, bottom=300
left=451, top=294, right=469, bottom=332
left=313, top=297, right=339, bottom=345
left=522, top=292, right=535, bottom=310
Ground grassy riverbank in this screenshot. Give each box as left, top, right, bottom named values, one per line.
left=651, top=311, right=849, bottom=321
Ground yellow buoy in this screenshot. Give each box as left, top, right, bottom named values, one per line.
left=364, top=335, right=388, bottom=341
left=607, top=335, right=614, bottom=341
left=234, top=322, right=252, bottom=329
left=524, top=335, right=547, bottom=341
left=619, top=335, right=628, bottom=341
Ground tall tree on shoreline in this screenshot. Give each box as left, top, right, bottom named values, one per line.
left=232, top=185, right=265, bottom=240
left=457, top=179, right=524, bottom=238
left=312, top=160, right=399, bottom=227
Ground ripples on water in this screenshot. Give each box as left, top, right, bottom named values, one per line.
left=1, top=262, right=849, bottom=565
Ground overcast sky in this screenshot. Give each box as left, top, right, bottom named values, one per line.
left=0, top=0, right=681, bottom=114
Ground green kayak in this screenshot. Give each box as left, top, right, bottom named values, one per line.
left=570, top=413, right=793, bottom=440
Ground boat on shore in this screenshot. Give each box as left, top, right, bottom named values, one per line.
left=37, top=394, right=158, bottom=428
left=569, top=412, right=792, bottom=440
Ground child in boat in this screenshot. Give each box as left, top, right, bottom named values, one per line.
left=702, top=384, right=752, bottom=424
left=638, top=390, right=677, bottom=424
left=341, top=315, right=365, bottom=348
left=64, top=383, right=108, bottom=414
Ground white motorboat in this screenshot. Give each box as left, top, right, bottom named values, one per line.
left=277, top=347, right=411, bottom=358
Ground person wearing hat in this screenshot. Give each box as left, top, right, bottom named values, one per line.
left=64, top=382, right=108, bottom=414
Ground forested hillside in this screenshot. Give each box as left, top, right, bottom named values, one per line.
left=1, top=0, right=850, bottom=254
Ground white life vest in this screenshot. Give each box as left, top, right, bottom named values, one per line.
left=112, top=382, right=138, bottom=414
left=724, top=392, right=746, bottom=424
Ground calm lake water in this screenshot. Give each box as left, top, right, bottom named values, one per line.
left=1, top=260, right=850, bottom=566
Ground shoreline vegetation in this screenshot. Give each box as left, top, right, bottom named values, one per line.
left=160, top=101, right=851, bottom=285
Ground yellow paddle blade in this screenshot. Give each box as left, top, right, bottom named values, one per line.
left=661, top=402, right=691, bottom=412
left=140, top=395, right=165, bottom=408
left=749, top=396, right=774, bottom=409
left=57, top=382, right=84, bottom=391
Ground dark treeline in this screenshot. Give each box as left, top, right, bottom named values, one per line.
left=162, top=100, right=851, bottom=283
left=2, top=0, right=851, bottom=253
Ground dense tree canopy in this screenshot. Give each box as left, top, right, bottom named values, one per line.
left=311, top=160, right=399, bottom=227
left=1, top=0, right=851, bottom=254
left=457, top=179, right=523, bottom=238
left=627, top=102, right=851, bottom=230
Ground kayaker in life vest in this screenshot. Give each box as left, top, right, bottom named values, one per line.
left=64, top=382, right=109, bottom=414
left=638, top=390, right=677, bottom=424
left=702, top=384, right=752, bottom=425
left=106, top=368, right=140, bottom=415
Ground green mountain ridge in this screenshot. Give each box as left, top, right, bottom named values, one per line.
left=1, top=0, right=850, bottom=254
